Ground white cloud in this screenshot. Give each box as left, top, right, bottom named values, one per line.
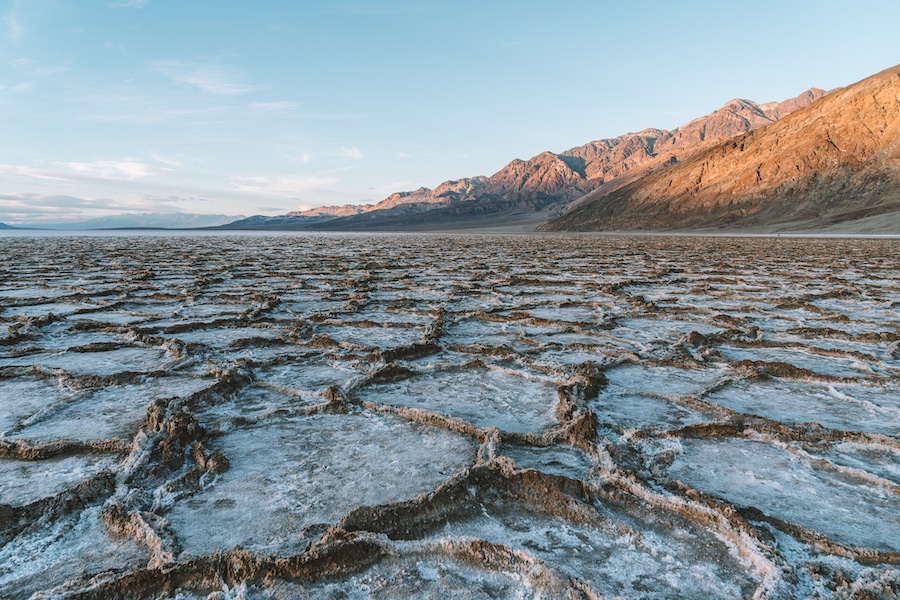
left=229, top=175, right=339, bottom=197
left=0, top=160, right=171, bottom=184
left=322, top=2, right=442, bottom=16
left=0, top=164, right=70, bottom=182
left=86, top=104, right=229, bottom=124
left=289, top=147, right=363, bottom=164
left=152, top=60, right=257, bottom=96
left=150, top=152, right=184, bottom=167
left=340, top=146, right=364, bottom=159
left=4, top=12, right=23, bottom=43
left=63, top=160, right=170, bottom=180
left=109, top=0, right=150, bottom=8
left=248, top=101, right=298, bottom=112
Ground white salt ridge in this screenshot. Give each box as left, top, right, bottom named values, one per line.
left=501, top=443, right=595, bottom=480
left=716, top=345, right=874, bottom=378
left=705, top=379, right=900, bottom=437
left=534, top=331, right=645, bottom=354
left=523, top=306, right=600, bottom=323
left=70, top=310, right=147, bottom=325
left=193, top=387, right=322, bottom=432
left=591, top=386, right=707, bottom=431
left=256, top=361, right=367, bottom=393
left=314, top=324, right=424, bottom=350
left=4, top=302, right=98, bottom=318
left=0, top=506, right=149, bottom=599
left=10, top=377, right=212, bottom=441
left=171, top=326, right=284, bottom=346
left=830, top=381, right=900, bottom=412
left=614, top=317, right=724, bottom=343
left=811, top=298, right=900, bottom=326
left=0, top=454, right=119, bottom=507
left=428, top=505, right=756, bottom=598
left=604, top=363, right=727, bottom=397
left=355, top=366, right=559, bottom=434
left=533, top=348, right=620, bottom=367
left=0, top=347, right=171, bottom=375
left=667, top=438, right=900, bottom=552
left=172, top=303, right=249, bottom=319
left=0, top=287, right=72, bottom=299
left=816, top=442, right=900, bottom=486
left=341, top=310, right=434, bottom=325
left=442, top=318, right=533, bottom=350
left=166, top=411, right=477, bottom=555
left=0, top=377, right=74, bottom=435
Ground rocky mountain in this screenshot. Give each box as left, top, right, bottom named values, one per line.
left=222, top=88, right=827, bottom=231
left=288, top=205, right=369, bottom=218
left=223, top=178, right=489, bottom=229
left=543, top=65, right=900, bottom=233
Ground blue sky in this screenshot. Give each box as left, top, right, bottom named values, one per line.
left=1, top=0, right=898, bottom=224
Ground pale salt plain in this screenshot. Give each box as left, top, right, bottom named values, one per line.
left=0, top=233, right=898, bottom=599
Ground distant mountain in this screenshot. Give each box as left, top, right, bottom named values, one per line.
left=220, top=88, right=828, bottom=231
left=543, top=64, right=900, bottom=233
left=223, top=178, right=489, bottom=229
left=0, top=222, right=15, bottom=229
left=47, top=213, right=246, bottom=230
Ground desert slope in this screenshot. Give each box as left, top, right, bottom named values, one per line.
left=543, top=65, right=900, bottom=232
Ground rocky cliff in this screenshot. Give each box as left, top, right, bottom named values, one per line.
left=543, top=65, right=900, bottom=232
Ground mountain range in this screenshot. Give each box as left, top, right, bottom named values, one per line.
left=15, top=64, right=888, bottom=234
left=220, top=64, right=900, bottom=233
left=221, top=81, right=867, bottom=232
left=544, top=64, right=900, bottom=233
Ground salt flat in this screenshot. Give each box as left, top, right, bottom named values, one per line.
left=0, top=233, right=898, bottom=599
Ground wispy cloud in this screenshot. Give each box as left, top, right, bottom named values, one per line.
left=340, top=147, right=364, bottom=159
left=290, top=147, right=364, bottom=165
left=85, top=104, right=230, bottom=124
left=150, top=153, right=184, bottom=168
left=321, top=2, right=443, bottom=16
left=229, top=175, right=339, bottom=197
left=109, top=0, right=150, bottom=8
left=0, top=164, right=70, bottom=183
left=63, top=160, right=171, bottom=180
left=248, top=100, right=298, bottom=112
left=3, top=11, right=23, bottom=43
left=152, top=60, right=257, bottom=96
left=0, top=160, right=171, bottom=184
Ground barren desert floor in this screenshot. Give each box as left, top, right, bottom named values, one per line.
left=1, top=233, right=898, bottom=599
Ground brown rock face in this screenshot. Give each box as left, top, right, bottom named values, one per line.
left=479, top=152, right=591, bottom=203
left=544, top=65, right=900, bottom=232
left=366, top=177, right=488, bottom=213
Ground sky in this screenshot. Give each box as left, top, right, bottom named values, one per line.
left=1, top=0, right=899, bottom=225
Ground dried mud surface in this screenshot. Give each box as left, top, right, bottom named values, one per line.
left=0, top=233, right=898, bottom=599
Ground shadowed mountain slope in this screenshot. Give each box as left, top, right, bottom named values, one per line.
left=543, top=65, right=900, bottom=233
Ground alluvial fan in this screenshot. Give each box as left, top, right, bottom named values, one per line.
left=0, top=233, right=898, bottom=599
